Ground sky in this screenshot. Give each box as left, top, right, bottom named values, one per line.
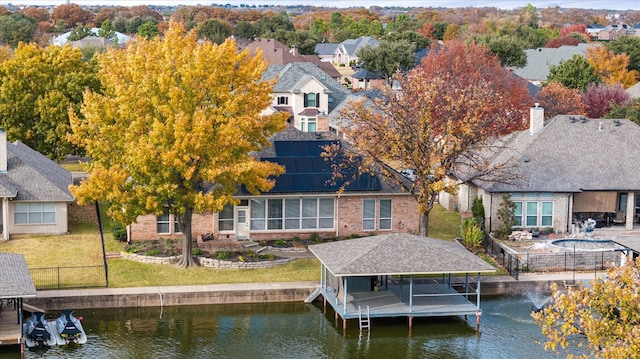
left=3, top=0, right=639, bottom=10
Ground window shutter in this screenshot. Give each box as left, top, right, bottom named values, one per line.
left=303, top=93, right=308, bottom=107
left=316, top=93, right=320, bottom=107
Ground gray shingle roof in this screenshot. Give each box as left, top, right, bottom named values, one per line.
left=341, top=36, right=380, bottom=56
left=0, top=252, right=36, bottom=299
left=474, top=116, right=640, bottom=192
left=511, top=43, right=600, bottom=82
left=315, top=43, right=339, bottom=56
left=627, top=82, right=640, bottom=99
left=262, top=62, right=351, bottom=116
left=309, top=233, right=495, bottom=276
left=0, top=141, right=74, bottom=201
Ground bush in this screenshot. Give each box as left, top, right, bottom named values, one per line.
left=192, top=248, right=203, bottom=256
left=111, top=221, right=128, bottom=242
left=472, top=196, right=485, bottom=229
left=461, top=217, right=484, bottom=250
left=310, top=233, right=322, bottom=244
left=495, top=194, right=517, bottom=240
left=274, top=239, right=287, bottom=247
left=215, top=251, right=232, bottom=260
left=145, top=249, right=161, bottom=256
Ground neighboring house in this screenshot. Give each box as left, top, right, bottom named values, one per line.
left=128, top=126, right=419, bottom=241
left=0, top=129, right=74, bottom=240
left=511, top=43, right=601, bottom=85
left=351, top=68, right=385, bottom=90
left=626, top=82, right=640, bottom=99
left=243, top=38, right=341, bottom=80
left=314, top=36, right=380, bottom=66
left=260, top=62, right=352, bottom=134
left=441, top=105, right=640, bottom=235
left=51, top=28, right=132, bottom=47
left=596, top=23, right=638, bottom=40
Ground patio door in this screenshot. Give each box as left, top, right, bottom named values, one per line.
left=235, top=207, right=249, bottom=240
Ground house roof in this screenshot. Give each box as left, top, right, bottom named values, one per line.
left=246, top=38, right=341, bottom=79
left=309, top=233, right=495, bottom=276
left=315, top=42, right=339, bottom=56
left=626, top=82, right=640, bottom=99
left=263, top=62, right=351, bottom=117
left=472, top=115, right=640, bottom=193
left=0, top=141, right=74, bottom=201
left=339, top=36, right=380, bottom=57
left=511, top=43, right=600, bottom=82
left=251, top=126, right=410, bottom=195
left=0, top=252, right=36, bottom=299
left=51, top=28, right=132, bottom=46
left=352, top=68, right=384, bottom=80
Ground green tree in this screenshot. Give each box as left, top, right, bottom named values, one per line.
left=0, top=43, right=100, bottom=159
left=67, top=25, right=94, bottom=41
left=605, top=36, right=640, bottom=73
left=532, top=258, right=640, bottom=359
left=69, top=22, right=287, bottom=268
left=234, top=21, right=256, bottom=39
left=496, top=194, right=516, bottom=239
left=197, top=19, right=232, bottom=44
left=98, top=19, right=116, bottom=40
left=385, top=30, right=430, bottom=49
left=335, top=41, right=532, bottom=236
left=471, top=34, right=527, bottom=67
left=137, top=21, right=160, bottom=39
left=356, top=39, right=416, bottom=81
left=547, top=54, right=599, bottom=91
left=607, top=98, right=640, bottom=124
left=0, top=12, right=37, bottom=48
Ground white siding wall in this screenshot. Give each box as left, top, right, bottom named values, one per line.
left=8, top=202, right=69, bottom=235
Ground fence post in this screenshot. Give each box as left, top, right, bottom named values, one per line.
left=57, top=267, right=61, bottom=289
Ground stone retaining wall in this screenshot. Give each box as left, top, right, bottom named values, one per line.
left=121, top=252, right=291, bottom=269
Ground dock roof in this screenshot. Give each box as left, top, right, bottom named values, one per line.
left=309, top=233, right=495, bottom=276
left=0, top=252, right=36, bottom=299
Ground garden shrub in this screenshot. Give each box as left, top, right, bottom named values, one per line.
left=215, top=251, right=232, bottom=260
left=461, top=217, right=484, bottom=250
left=472, top=196, right=485, bottom=229
left=145, top=249, right=161, bottom=256
left=111, top=221, right=128, bottom=242
left=192, top=248, right=203, bottom=256
left=496, top=194, right=517, bottom=240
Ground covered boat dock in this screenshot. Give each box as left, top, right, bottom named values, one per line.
left=308, top=234, right=495, bottom=329
left=0, top=252, right=37, bottom=353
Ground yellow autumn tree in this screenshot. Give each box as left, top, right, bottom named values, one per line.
left=69, top=21, right=287, bottom=267
left=587, top=45, right=639, bottom=88
left=532, top=258, right=640, bottom=359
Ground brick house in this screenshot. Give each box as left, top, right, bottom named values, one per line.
left=128, top=127, right=419, bottom=241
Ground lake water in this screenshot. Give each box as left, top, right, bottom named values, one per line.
left=1, top=296, right=582, bottom=359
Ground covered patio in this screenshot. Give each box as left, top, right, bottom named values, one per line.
left=308, top=234, right=495, bottom=330
left=0, top=252, right=36, bottom=352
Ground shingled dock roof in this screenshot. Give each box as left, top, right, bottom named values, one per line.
left=309, top=233, right=495, bottom=276
left=0, top=252, right=36, bottom=299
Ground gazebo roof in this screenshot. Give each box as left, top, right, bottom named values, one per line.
left=309, top=233, right=495, bottom=276
left=0, top=252, right=36, bottom=299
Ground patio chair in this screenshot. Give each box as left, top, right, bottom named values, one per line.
left=612, top=211, right=625, bottom=225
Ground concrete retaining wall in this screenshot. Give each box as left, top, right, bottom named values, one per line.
left=121, top=253, right=292, bottom=269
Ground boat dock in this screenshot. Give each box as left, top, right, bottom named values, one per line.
left=0, top=300, right=21, bottom=347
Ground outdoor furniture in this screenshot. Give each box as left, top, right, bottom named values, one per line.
left=612, top=211, right=625, bottom=225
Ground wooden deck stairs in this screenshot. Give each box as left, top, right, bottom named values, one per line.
left=358, top=306, right=370, bottom=331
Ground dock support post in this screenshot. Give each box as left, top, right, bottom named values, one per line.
left=475, top=310, right=482, bottom=333
left=323, top=297, right=327, bottom=313
left=343, top=318, right=347, bottom=330
left=408, top=316, right=413, bottom=328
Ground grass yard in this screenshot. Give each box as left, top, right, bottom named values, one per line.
left=0, top=203, right=470, bottom=287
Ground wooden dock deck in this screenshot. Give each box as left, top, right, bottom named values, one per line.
left=322, top=283, right=480, bottom=320
left=0, top=301, right=22, bottom=347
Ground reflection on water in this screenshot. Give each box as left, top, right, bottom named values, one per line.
left=0, top=296, right=583, bottom=359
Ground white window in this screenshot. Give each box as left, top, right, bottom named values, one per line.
left=304, top=93, right=319, bottom=107
left=14, top=203, right=56, bottom=224
left=363, top=199, right=375, bottom=230
left=379, top=199, right=392, bottom=230
left=301, top=118, right=317, bottom=132
left=511, top=193, right=554, bottom=228
left=218, top=204, right=234, bottom=231
left=157, top=210, right=181, bottom=234
left=250, top=197, right=334, bottom=231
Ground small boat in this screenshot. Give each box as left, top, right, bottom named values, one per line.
left=24, top=312, right=55, bottom=347
left=51, top=309, right=87, bottom=345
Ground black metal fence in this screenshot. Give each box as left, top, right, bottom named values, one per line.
left=484, top=236, right=622, bottom=280
left=30, top=265, right=107, bottom=289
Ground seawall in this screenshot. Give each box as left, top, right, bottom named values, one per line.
left=25, top=273, right=599, bottom=311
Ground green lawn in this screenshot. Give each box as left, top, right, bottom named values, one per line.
left=0, top=203, right=472, bottom=287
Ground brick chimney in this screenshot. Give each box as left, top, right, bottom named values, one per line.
left=529, top=103, right=544, bottom=135
left=0, top=128, right=6, bottom=173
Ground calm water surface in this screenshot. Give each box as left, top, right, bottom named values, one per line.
left=1, top=296, right=581, bottom=359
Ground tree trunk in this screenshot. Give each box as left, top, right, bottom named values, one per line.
left=176, top=207, right=198, bottom=268
left=419, top=211, right=429, bottom=237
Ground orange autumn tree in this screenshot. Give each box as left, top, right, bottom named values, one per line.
left=586, top=45, right=640, bottom=88
left=336, top=41, right=533, bottom=236
left=69, top=21, right=287, bottom=267
left=536, top=82, right=586, bottom=119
